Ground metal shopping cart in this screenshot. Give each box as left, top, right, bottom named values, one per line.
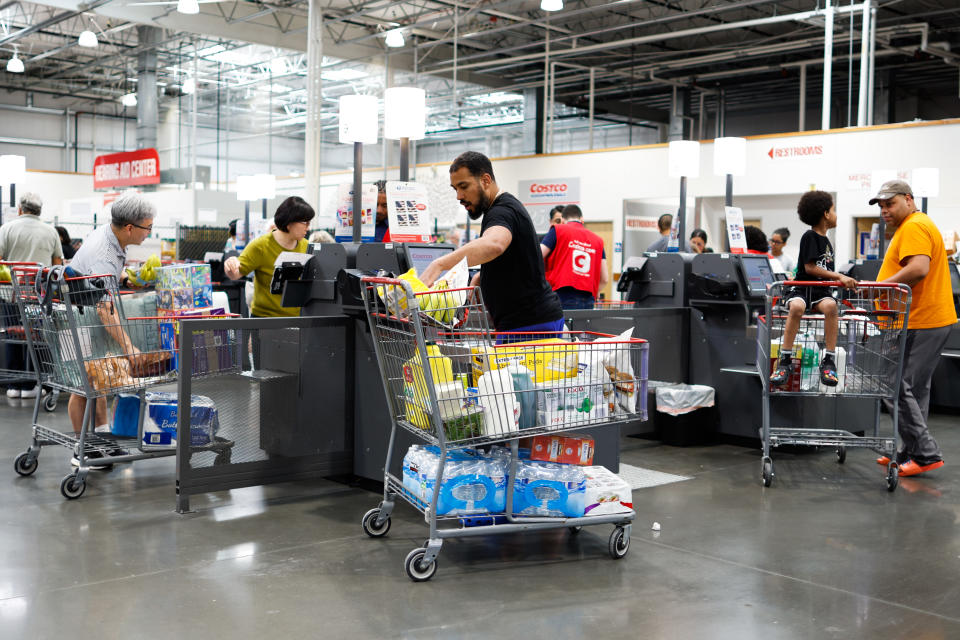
left=757, top=281, right=911, bottom=491
left=10, top=265, right=234, bottom=499
left=360, top=276, right=648, bottom=581
left=0, top=262, right=58, bottom=411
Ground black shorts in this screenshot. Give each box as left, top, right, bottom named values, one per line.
left=781, top=285, right=839, bottom=311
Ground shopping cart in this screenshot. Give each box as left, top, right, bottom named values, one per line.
left=360, top=276, right=648, bottom=581
left=757, top=281, right=911, bottom=491
left=0, top=262, right=58, bottom=411
left=10, top=265, right=234, bottom=499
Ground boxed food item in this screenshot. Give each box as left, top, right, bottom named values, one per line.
left=527, top=433, right=595, bottom=465
left=401, top=445, right=507, bottom=515
left=139, top=392, right=220, bottom=449
left=582, top=466, right=633, bottom=516
left=535, top=380, right=608, bottom=427
left=158, top=306, right=226, bottom=369
left=157, top=264, right=214, bottom=311
left=471, top=338, right=579, bottom=384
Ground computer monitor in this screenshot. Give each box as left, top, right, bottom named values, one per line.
left=949, top=262, right=960, bottom=295
left=401, top=243, right=455, bottom=276
left=739, top=254, right=776, bottom=298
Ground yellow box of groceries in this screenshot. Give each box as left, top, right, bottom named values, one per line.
left=471, top=339, right=579, bottom=383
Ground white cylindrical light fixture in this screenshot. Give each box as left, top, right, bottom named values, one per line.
left=6, top=54, right=24, bottom=73
left=254, top=173, right=277, bottom=200
left=78, top=30, right=98, bottom=48
left=121, top=93, right=137, bottom=107
left=181, top=77, right=196, bottom=94
left=236, top=175, right=258, bottom=201
left=384, top=87, right=426, bottom=140
left=713, top=136, right=746, bottom=176
left=911, top=168, right=940, bottom=198
left=0, top=155, right=27, bottom=183
left=384, top=28, right=405, bottom=48
left=177, top=0, right=200, bottom=14
left=541, top=0, right=563, bottom=11
left=338, top=94, right=378, bottom=144
left=668, top=140, right=700, bottom=178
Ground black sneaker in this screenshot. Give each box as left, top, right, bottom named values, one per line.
left=70, top=449, right=113, bottom=471
left=820, top=355, right=839, bottom=387
left=770, top=355, right=793, bottom=387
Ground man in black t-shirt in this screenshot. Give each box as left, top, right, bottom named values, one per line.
left=419, top=151, right=563, bottom=337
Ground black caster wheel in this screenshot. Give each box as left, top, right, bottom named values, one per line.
left=42, top=393, right=57, bottom=412
left=608, top=527, right=630, bottom=559
left=886, top=463, right=899, bottom=492
left=13, top=452, right=38, bottom=476
left=836, top=446, right=846, bottom=464
left=404, top=548, right=438, bottom=582
left=762, top=458, right=774, bottom=487
left=361, top=507, right=391, bottom=538
left=60, top=473, right=86, bottom=499
left=568, top=526, right=583, bottom=535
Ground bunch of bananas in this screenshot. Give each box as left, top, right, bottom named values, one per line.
left=125, top=254, right=162, bottom=287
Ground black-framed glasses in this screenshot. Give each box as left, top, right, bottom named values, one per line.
left=130, top=222, right=153, bottom=232
left=769, top=239, right=784, bottom=245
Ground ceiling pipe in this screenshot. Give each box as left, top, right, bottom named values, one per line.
left=0, top=0, right=113, bottom=47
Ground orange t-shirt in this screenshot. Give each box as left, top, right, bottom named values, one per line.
left=877, top=211, right=957, bottom=329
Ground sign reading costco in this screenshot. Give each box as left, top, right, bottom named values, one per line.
left=767, top=143, right=824, bottom=160
left=93, top=148, right=160, bottom=189
left=519, top=177, right=581, bottom=232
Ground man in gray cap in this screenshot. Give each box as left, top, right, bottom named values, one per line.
left=871, top=179, right=956, bottom=477
left=0, top=193, right=63, bottom=398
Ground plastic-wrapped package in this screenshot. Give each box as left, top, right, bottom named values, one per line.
left=401, top=445, right=508, bottom=515
left=140, top=392, right=220, bottom=449
left=511, top=459, right=586, bottom=517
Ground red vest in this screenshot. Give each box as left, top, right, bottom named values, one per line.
left=544, top=222, right=604, bottom=298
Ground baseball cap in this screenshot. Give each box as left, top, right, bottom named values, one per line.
left=868, top=179, right=913, bottom=205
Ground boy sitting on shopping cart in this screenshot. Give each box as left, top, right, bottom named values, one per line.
left=770, top=191, right=858, bottom=387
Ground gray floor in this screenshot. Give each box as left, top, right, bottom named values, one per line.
left=1, top=395, right=958, bottom=639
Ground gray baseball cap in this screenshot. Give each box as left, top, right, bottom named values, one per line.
left=868, top=179, right=913, bottom=205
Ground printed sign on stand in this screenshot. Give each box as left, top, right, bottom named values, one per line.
left=519, top=177, right=580, bottom=232
left=386, top=181, right=433, bottom=243
left=334, top=182, right=376, bottom=242
left=725, top=206, right=747, bottom=254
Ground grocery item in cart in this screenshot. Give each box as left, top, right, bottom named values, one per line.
left=587, top=328, right=640, bottom=414
left=84, top=356, right=136, bottom=392
left=510, top=459, right=586, bottom=518
left=535, top=380, right=608, bottom=427
left=140, top=392, right=220, bottom=449
left=582, top=466, right=633, bottom=516
left=471, top=338, right=579, bottom=384
left=402, top=342, right=454, bottom=429
left=474, top=366, right=522, bottom=436
left=401, top=445, right=507, bottom=515
left=527, top=433, right=595, bottom=465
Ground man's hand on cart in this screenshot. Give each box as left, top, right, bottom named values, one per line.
left=223, top=256, right=242, bottom=281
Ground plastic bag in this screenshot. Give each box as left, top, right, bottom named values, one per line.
left=655, top=383, right=715, bottom=416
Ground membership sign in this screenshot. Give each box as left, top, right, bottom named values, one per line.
left=386, top=181, right=432, bottom=243
left=334, top=182, right=377, bottom=242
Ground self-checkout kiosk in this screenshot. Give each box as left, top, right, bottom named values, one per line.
left=931, top=261, right=960, bottom=410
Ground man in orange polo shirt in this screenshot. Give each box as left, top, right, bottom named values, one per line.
left=872, top=180, right=957, bottom=477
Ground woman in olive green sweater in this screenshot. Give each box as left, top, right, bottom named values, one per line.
left=224, top=196, right=315, bottom=317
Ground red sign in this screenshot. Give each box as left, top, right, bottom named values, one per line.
left=767, top=144, right=823, bottom=160
left=93, top=148, right=160, bottom=189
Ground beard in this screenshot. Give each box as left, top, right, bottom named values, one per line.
left=466, top=190, right=492, bottom=220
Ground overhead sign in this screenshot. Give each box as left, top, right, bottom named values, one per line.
left=386, top=181, right=432, bottom=243
left=519, top=177, right=580, bottom=232
left=624, top=215, right=660, bottom=231
left=93, top=148, right=160, bottom=189
left=766, top=143, right=824, bottom=160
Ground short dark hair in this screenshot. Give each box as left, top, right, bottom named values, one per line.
left=273, top=196, right=315, bottom=232
left=690, top=228, right=707, bottom=243
left=55, top=226, right=71, bottom=244
left=373, top=179, right=387, bottom=194
left=549, top=205, right=565, bottom=217
left=228, top=219, right=237, bottom=237
left=657, top=213, right=673, bottom=232
left=744, top=225, right=768, bottom=253
left=772, top=227, right=790, bottom=242
left=450, top=151, right=496, bottom=181
left=562, top=204, right=583, bottom=220
left=797, top=191, right=833, bottom=227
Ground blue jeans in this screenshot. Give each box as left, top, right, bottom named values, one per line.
left=555, top=287, right=595, bottom=310
left=495, top=318, right=565, bottom=344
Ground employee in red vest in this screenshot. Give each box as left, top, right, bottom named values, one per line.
left=540, top=204, right=609, bottom=309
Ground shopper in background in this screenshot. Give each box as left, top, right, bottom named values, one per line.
left=549, top=206, right=564, bottom=226
left=0, top=192, right=63, bottom=399
left=224, top=219, right=238, bottom=252
left=646, top=213, right=691, bottom=252
left=541, top=204, right=609, bottom=309
left=689, top=228, right=708, bottom=253
left=769, top=227, right=795, bottom=274
left=419, top=151, right=562, bottom=340
left=309, top=229, right=335, bottom=243
left=68, top=192, right=157, bottom=464
left=373, top=179, right=391, bottom=242
left=56, top=226, right=76, bottom=260
left=224, top=196, right=314, bottom=317
left=770, top=191, right=857, bottom=389
left=871, top=180, right=956, bottom=477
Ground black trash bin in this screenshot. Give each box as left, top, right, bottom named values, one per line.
left=653, top=383, right=717, bottom=446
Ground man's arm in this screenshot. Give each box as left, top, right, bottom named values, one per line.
left=541, top=244, right=551, bottom=260
left=420, top=226, right=512, bottom=287
left=802, top=263, right=857, bottom=289
left=52, top=257, right=63, bottom=265
left=599, top=257, right=610, bottom=288
left=880, top=254, right=930, bottom=289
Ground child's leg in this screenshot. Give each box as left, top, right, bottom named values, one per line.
left=814, top=297, right=839, bottom=351
left=780, top=298, right=806, bottom=351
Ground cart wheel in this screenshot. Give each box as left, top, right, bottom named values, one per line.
left=42, top=393, right=57, bottom=413
left=886, top=463, right=899, bottom=492
left=361, top=507, right=391, bottom=538
left=608, top=527, right=629, bottom=559
left=13, top=452, right=38, bottom=476
left=762, top=458, right=774, bottom=487
left=404, top=548, right=438, bottom=582
left=60, top=473, right=86, bottom=499
left=568, top=526, right=582, bottom=535
left=836, top=446, right=846, bottom=464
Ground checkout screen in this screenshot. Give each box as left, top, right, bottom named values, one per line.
left=406, top=245, right=453, bottom=277
left=740, top=255, right=775, bottom=297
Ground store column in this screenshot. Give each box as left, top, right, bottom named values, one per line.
left=137, top=25, right=161, bottom=191
left=304, top=0, right=323, bottom=211
left=668, top=87, right=690, bottom=141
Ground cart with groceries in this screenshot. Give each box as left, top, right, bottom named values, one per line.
left=10, top=264, right=235, bottom=499
left=757, top=280, right=911, bottom=491
left=359, top=265, right=648, bottom=581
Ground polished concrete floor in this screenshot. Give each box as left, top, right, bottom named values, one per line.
left=1, top=395, right=958, bottom=639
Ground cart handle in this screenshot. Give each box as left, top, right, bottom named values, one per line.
left=361, top=276, right=404, bottom=285
left=129, top=314, right=241, bottom=320
left=0, top=261, right=40, bottom=266
left=781, top=280, right=907, bottom=289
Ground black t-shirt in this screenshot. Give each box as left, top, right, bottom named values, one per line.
left=480, top=192, right=563, bottom=330
left=795, top=229, right=834, bottom=281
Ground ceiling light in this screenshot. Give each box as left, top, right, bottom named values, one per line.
left=384, top=28, right=405, bottom=48
left=541, top=0, right=563, bottom=10
left=269, top=57, right=286, bottom=75
left=121, top=93, right=137, bottom=107
left=78, top=30, right=98, bottom=48
left=182, top=78, right=196, bottom=94
left=6, top=54, right=24, bottom=74
left=177, top=0, right=200, bottom=14
left=321, top=68, right=367, bottom=82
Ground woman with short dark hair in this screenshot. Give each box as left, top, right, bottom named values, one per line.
left=223, top=196, right=315, bottom=317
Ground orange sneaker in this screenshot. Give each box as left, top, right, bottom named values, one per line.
left=896, top=459, right=945, bottom=477
left=877, top=456, right=891, bottom=465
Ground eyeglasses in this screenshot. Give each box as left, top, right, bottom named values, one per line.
left=130, top=222, right=153, bottom=232
left=769, top=239, right=784, bottom=245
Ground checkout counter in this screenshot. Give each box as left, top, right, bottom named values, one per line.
left=931, top=261, right=960, bottom=410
